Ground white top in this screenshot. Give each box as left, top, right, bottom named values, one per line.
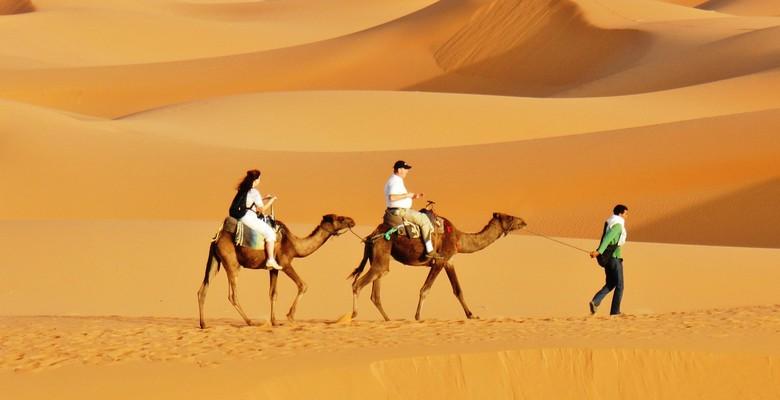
left=384, top=174, right=412, bottom=209
left=606, top=215, right=628, bottom=246
left=246, top=188, right=264, bottom=213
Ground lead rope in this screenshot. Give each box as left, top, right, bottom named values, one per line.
left=347, top=226, right=386, bottom=243
left=522, top=227, right=591, bottom=254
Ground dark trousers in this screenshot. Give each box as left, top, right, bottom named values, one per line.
left=591, top=257, right=624, bottom=315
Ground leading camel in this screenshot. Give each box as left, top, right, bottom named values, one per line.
left=348, top=212, right=526, bottom=321
left=198, top=214, right=355, bottom=328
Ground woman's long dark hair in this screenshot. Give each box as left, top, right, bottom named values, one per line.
left=237, top=169, right=261, bottom=192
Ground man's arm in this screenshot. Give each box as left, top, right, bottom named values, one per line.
left=389, top=193, right=423, bottom=201
left=596, top=224, right=622, bottom=254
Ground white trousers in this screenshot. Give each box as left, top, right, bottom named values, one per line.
left=240, top=212, right=276, bottom=242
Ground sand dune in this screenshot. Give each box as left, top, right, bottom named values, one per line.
left=561, top=23, right=780, bottom=96
left=633, top=177, right=780, bottom=248
left=1, top=0, right=779, bottom=397
left=698, top=0, right=780, bottom=16
left=2, top=97, right=778, bottom=246
left=0, top=0, right=437, bottom=67
left=2, top=0, right=777, bottom=116
left=1, top=305, right=779, bottom=398
left=659, top=0, right=708, bottom=7
left=410, top=0, right=652, bottom=96
left=116, top=70, right=780, bottom=151
left=0, top=0, right=33, bottom=14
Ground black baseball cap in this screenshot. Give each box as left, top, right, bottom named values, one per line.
left=393, top=160, right=412, bottom=170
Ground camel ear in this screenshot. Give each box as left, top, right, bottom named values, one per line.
left=322, top=214, right=334, bottom=223
left=493, top=212, right=499, bottom=219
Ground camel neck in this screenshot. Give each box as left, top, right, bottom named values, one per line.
left=457, top=219, right=504, bottom=253
left=289, top=225, right=331, bottom=257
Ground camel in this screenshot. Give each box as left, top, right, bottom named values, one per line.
left=198, top=214, right=355, bottom=328
left=348, top=212, right=526, bottom=321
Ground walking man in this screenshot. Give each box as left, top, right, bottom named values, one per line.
left=384, top=160, right=440, bottom=259
left=589, top=204, right=628, bottom=315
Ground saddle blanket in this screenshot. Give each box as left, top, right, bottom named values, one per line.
left=383, top=209, right=445, bottom=239
left=214, top=216, right=280, bottom=250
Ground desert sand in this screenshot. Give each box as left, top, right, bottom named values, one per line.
left=1, top=0, right=779, bottom=398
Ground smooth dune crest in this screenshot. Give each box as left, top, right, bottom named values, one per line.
left=658, top=0, right=708, bottom=6
left=2, top=0, right=772, bottom=116
left=0, top=0, right=34, bottom=14
left=414, top=0, right=652, bottom=96
left=116, top=68, right=780, bottom=151
left=697, top=0, right=780, bottom=16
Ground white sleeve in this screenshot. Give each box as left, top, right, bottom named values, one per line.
left=246, top=189, right=263, bottom=209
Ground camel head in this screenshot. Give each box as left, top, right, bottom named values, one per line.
left=321, top=214, right=356, bottom=235
left=492, top=212, right=527, bottom=235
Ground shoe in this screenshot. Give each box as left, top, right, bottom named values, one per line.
left=589, top=301, right=598, bottom=315
left=266, top=259, right=283, bottom=270
left=424, top=251, right=444, bottom=260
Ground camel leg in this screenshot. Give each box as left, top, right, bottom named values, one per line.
left=269, top=269, right=280, bottom=326
left=352, top=268, right=384, bottom=319
left=283, top=266, right=307, bottom=322
left=415, top=264, right=444, bottom=321
left=225, top=264, right=253, bottom=326
left=444, top=263, right=478, bottom=319
left=370, top=277, right=390, bottom=321
left=352, top=242, right=390, bottom=319
left=197, top=250, right=220, bottom=329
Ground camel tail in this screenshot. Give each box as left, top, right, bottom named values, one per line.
left=202, top=241, right=221, bottom=284
left=347, top=239, right=372, bottom=282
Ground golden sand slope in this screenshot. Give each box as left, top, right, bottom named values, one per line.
left=116, top=70, right=780, bottom=150
left=2, top=306, right=779, bottom=371
left=1, top=0, right=778, bottom=116
left=659, top=0, right=708, bottom=7
left=2, top=90, right=779, bottom=246
left=698, top=0, right=780, bottom=16
left=1, top=305, right=779, bottom=399
left=411, top=0, right=652, bottom=96
left=2, top=221, right=779, bottom=320
left=0, top=0, right=437, bottom=67
left=0, top=0, right=33, bottom=15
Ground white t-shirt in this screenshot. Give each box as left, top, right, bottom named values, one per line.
left=246, top=188, right=264, bottom=213
left=384, top=174, right=412, bottom=208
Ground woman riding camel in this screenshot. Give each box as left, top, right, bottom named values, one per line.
left=230, top=169, right=282, bottom=270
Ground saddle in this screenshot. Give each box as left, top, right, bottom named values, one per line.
left=214, top=216, right=282, bottom=250
left=382, top=208, right=445, bottom=239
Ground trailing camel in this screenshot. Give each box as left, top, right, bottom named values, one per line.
left=198, top=214, right=355, bottom=328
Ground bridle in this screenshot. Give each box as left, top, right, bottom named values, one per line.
left=321, top=223, right=348, bottom=237
left=496, top=216, right=514, bottom=237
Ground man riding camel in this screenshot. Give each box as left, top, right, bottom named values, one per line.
left=383, top=160, right=440, bottom=259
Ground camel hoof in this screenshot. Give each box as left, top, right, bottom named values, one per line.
left=286, top=314, right=295, bottom=322
left=199, top=323, right=207, bottom=329
left=467, top=315, right=480, bottom=320
left=334, top=313, right=353, bottom=324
